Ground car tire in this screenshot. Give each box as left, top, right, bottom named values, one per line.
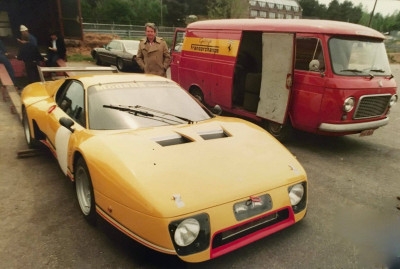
left=22, top=108, right=36, bottom=148
left=94, top=53, right=102, bottom=65
left=75, top=157, right=97, bottom=226
left=116, top=58, right=124, bottom=71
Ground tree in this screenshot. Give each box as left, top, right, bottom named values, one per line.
left=298, top=0, right=327, bottom=19
left=207, top=0, right=247, bottom=19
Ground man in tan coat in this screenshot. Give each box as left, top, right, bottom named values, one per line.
left=136, top=22, right=171, bottom=77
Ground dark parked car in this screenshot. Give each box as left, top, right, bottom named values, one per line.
left=91, top=39, right=142, bottom=72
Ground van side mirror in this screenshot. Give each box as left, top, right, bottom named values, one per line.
left=309, top=59, right=320, bottom=71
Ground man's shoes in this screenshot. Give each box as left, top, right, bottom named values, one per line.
left=397, top=196, right=400, bottom=201
left=397, top=204, right=400, bottom=210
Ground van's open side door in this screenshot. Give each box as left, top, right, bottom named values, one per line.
left=256, top=33, right=295, bottom=124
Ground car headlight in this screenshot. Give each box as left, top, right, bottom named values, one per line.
left=389, top=94, right=398, bottom=107
left=288, top=182, right=307, bottom=214
left=169, top=213, right=210, bottom=256
left=174, top=218, right=200, bottom=247
left=289, top=183, right=304, bottom=206
left=343, top=97, right=355, bottom=112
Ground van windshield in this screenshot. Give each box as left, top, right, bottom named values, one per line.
left=329, top=37, right=391, bottom=76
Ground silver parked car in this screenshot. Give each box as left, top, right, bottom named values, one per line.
left=91, top=39, right=142, bottom=72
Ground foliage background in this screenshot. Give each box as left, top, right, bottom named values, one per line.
left=81, top=0, right=400, bottom=33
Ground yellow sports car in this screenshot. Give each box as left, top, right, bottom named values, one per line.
left=21, top=69, right=307, bottom=263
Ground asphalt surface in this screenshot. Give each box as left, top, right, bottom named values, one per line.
left=1, top=63, right=399, bottom=268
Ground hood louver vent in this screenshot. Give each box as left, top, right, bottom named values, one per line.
left=198, top=129, right=230, bottom=140
left=153, top=128, right=230, bottom=147
left=154, top=134, right=192, bottom=147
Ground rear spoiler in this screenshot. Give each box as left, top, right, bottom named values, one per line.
left=37, top=66, right=119, bottom=82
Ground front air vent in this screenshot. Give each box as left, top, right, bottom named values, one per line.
left=198, top=129, right=231, bottom=140
left=153, top=134, right=192, bottom=146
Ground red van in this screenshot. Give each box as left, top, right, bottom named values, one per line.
left=170, top=19, right=398, bottom=140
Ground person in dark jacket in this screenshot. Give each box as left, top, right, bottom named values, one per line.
left=17, top=35, right=44, bottom=83
left=46, top=32, right=66, bottom=67
left=0, top=39, right=17, bottom=85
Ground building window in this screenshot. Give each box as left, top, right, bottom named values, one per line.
left=249, top=0, right=256, bottom=6
left=260, top=11, right=267, bottom=18
left=277, top=13, right=285, bottom=19
left=269, top=12, right=276, bottom=18
left=259, top=1, right=266, bottom=7
left=286, top=14, right=292, bottom=19
left=276, top=4, right=283, bottom=10
left=268, top=2, right=274, bottom=8
left=250, top=9, right=258, bottom=17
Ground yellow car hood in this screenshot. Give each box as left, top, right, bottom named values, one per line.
left=82, top=118, right=305, bottom=217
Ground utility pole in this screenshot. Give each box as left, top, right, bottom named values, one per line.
left=368, top=0, right=378, bottom=27
left=160, top=0, right=163, bottom=26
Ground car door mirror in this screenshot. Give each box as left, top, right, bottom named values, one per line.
left=59, top=117, right=75, bottom=133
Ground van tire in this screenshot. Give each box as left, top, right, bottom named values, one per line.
left=263, top=120, right=293, bottom=142
left=190, top=87, right=204, bottom=104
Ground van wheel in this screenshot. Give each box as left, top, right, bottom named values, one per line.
left=190, top=88, right=204, bottom=104
left=263, top=120, right=293, bottom=142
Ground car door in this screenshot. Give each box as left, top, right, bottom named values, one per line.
left=46, top=80, right=86, bottom=174
left=104, top=40, right=122, bottom=65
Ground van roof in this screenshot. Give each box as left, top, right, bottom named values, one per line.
left=187, top=19, right=385, bottom=40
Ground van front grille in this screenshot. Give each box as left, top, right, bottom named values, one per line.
left=354, top=95, right=391, bottom=119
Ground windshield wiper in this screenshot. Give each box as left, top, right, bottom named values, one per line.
left=103, top=104, right=154, bottom=117
left=340, top=69, right=363, bottom=73
left=134, top=105, right=194, bottom=124
left=103, top=104, right=194, bottom=125
left=369, top=69, right=385, bottom=73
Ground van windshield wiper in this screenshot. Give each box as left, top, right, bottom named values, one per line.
left=340, top=69, right=363, bottom=73
left=369, top=69, right=385, bottom=73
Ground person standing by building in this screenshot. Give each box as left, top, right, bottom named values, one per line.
left=0, top=39, right=17, bottom=85
left=17, top=35, right=44, bottom=83
left=46, top=31, right=66, bottom=67
left=17, top=25, right=38, bottom=46
left=136, top=22, right=170, bottom=77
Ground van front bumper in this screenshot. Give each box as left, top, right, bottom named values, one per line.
left=318, top=117, right=389, bottom=133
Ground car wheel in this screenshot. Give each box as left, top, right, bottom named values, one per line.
left=94, top=53, right=102, bottom=65
left=263, top=120, right=293, bottom=142
left=190, top=87, right=205, bottom=104
left=22, top=108, right=35, bottom=147
left=75, top=157, right=97, bottom=225
left=116, top=58, right=124, bottom=71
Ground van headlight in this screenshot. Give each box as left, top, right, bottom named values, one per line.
left=389, top=94, right=398, bottom=107
left=343, top=97, right=355, bottom=112
left=169, top=213, right=210, bottom=256
left=288, top=182, right=307, bottom=213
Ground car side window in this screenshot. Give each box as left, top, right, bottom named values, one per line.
left=115, top=41, right=122, bottom=51
left=57, top=80, right=86, bottom=127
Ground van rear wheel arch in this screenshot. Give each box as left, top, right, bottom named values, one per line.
left=262, top=119, right=293, bottom=142
left=189, top=86, right=205, bottom=105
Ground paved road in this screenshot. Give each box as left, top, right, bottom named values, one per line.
left=1, top=65, right=399, bottom=269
